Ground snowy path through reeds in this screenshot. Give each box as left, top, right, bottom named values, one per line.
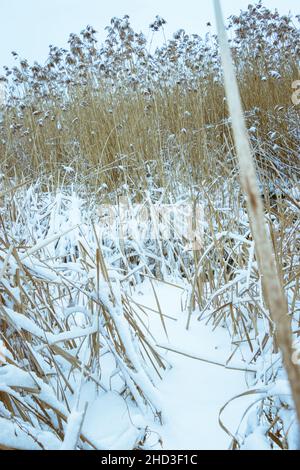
left=132, top=280, right=251, bottom=450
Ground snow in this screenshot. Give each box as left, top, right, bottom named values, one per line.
left=241, top=428, right=271, bottom=450
left=0, top=185, right=298, bottom=450
left=0, top=4, right=299, bottom=450
left=8, top=277, right=252, bottom=451
left=130, top=280, right=252, bottom=449
left=0, top=417, right=61, bottom=450
left=80, top=390, right=144, bottom=450
left=61, top=407, right=86, bottom=450
left=96, top=282, right=162, bottom=413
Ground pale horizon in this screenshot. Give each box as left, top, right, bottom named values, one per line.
left=0, top=0, right=298, bottom=69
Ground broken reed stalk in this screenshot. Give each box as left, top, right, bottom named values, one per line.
left=214, top=0, right=300, bottom=426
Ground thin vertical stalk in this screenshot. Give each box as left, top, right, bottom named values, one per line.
left=214, top=0, right=300, bottom=427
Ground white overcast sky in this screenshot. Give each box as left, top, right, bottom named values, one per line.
left=0, top=0, right=298, bottom=69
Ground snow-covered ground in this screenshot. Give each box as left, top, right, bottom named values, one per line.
left=0, top=186, right=298, bottom=450
left=73, top=279, right=253, bottom=450
left=132, top=280, right=254, bottom=450
left=54, top=280, right=253, bottom=450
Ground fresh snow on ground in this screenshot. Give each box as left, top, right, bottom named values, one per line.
left=130, top=280, right=252, bottom=450
left=58, top=279, right=253, bottom=450
left=1, top=185, right=298, bottom=449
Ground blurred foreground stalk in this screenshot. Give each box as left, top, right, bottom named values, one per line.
left=214, top=0, right=300, bottom=430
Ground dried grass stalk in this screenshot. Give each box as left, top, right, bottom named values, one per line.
left=214, top=0, right=300, bottom=426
